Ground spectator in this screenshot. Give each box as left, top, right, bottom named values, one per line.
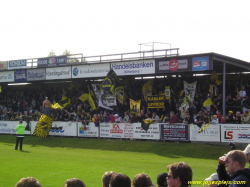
left=152, top=112, right=161, bottom=123
left=233, top=111, right=242, bottom=124
left=227, top=111, right=234, bottom=123
left=129, top=112, right=136, bottom=123
left=102, top=171, right=116, bottom=187
left=211, top=115, right=219, bottom=124
left=110, top=173, right=131, bottom=187
left=204, top=173, right=219, bottom=187
left=15, top=177, right=42, bottom=187
left=217, top=150, right=250, bottom=187
left=123, top=112, right=130, bottom=123
left=183, top=113, right=194, bottom=124
left=132, top=173, right=154, bottom=187
left=238, top=86, right=246, bottom=98
left=167, top=162, right=192, bottom=187
left=157, top=173, right=168, bottom=187
left=169, top=111, right=179, bottom=123
left=241, top=111, right=250, bottom=124
left=64, top=178, right=86, bottom=187
left=114, top=114, right=122, bottom=123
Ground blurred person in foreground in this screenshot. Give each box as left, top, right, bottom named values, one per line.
left=204, top=173, right=219, bottom=187
left=110, top=173, right=131, bottom=187
left=102, top=171, right=116, bottom=187
left=217, top=150, right=250, bottom=187
left=157, top=173, right=168, bottom=187
left=15, top=177, right=42, bottom=187
left=64, top=178, right=86, bottom=187
left=132, top=173, right=154, bottom=187
left=167, top=162, right=192, bottom=187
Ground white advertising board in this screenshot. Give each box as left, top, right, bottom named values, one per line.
left=78, top=122, right=99, bottom=137
left=133, top=123, right=160, bottom=140
left=0, top=71, right=14, bottom=82
left=111, top=60, right=155, bottom=76
left=221, top=124, right=250, bottom=143
left=46, top=66, right=71, bottom=80
left=0, top=121, right=33, bottom=135
left=189, top=124, right=220, bottom=142
left=49, top=121, right=77, bottom=136
left=100, top=123, right=134, bottom=138
left=72, top=63, right=110, bottom=78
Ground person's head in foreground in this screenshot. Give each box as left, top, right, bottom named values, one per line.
left=204, top=173, right=219, bottom=187
left=225, top=150, right=247, bottom=174
left=102, top=171, right=116, bottom=187
left=110, top=173, right=131, bottom=187
left=15, top=177, right=42, bottom=187
left=243, top=143, right=250, bottom=164
left=167, top=162, right=192, bottom=187
left=157, top=173, right=168, bottom=187
left=64, top=178, right=86, bottom=187
left=132, top=173, right=154, bottom=187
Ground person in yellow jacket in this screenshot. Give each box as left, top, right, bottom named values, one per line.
left=15, top=120, right=26, bottom=151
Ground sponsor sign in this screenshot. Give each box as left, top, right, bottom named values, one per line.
left=49, top=121, right=77, bottom=136
left=78, top=122, right=99, bottom=137
left=15, top=70, right=27, bottom=82
left=0, top=121, right=32, bottom=135
left=160, top=123, right=189, bottom=141
left=0, top=71, right=14, bottom=82
left=100, top=123, right=133, bottom=138
left=37, top=56, right=67, bottom=67
left=221, top=124, right=250, bottom=143
left=46, top=66, right=71, bottom=80
left=147, top=96, right=165, bottom=108
left=133, top=123, right=160, bottom=140
left=27, top=69, right=46, bottom=81
left=159, top=59, right=188, bottom=72
left=190, top=124, right=220, bottom=142
left=192, top=56, right=209, bottom=71
left=72, top=63, right=110, bottom=78
left=0, top=61, right=8, bottom=70
left=111, top=60, right=155, bottom=75
left=8, top=60, right=27, bottom=70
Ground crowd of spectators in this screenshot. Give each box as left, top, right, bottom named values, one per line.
left=0, top=81, right=250, bottom=125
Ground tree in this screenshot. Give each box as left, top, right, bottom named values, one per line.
left=62, top=49, right=71, bottom=56
left=48, top=50, right=56, bottom=57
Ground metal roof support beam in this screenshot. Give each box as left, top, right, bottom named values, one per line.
left=223, top=62, right=226, bottom=115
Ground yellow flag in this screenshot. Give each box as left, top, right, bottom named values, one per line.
left=79, top=93, right=89, bottom=102
left=51, top=103, right=63, bottom=110
left=63, top=98, right=71, bottom=108
left=33, top=114, right=53, bottom=138
left=203, top=98, right=213, bottom=107
left=0, top=86, right=1, bottom=93
left=142, top=80, right=152, bottom=102
left=89, top=93, right=96, bottom=110
left=61, top=95, right=67, bottom=101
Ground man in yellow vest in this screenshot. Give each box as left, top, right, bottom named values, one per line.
left=15, top=120, right=26, bottom=151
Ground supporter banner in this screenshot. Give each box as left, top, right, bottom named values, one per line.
left=221, top=124, right=250, bottom=143
left=33, top=114, right=53, bottom=138
left=184, top=81, right=197, bottom=102
left=192, top=56, right=210, bottom=71
left=37, top=56, right=67, bottom=67
left=0, top=121, right=31, bottom=135
left=15, top=70, right=27, bottom=82
left=158, top=59, right=188, bottom=72
left=147, top=96, right=165, bottom=108
left=133, top=123, right=160, bottom=140
left=8, top=60, right=27, bottom=70
left=100, top=123, right=134, bottom=138
left=49, top=121, right=77, bottom=137
left=27, top=69, right=46, bottom=81
left=190, top=124, right=220, bottom=142
left=0, top=61, right=8, bottom=70
left=111, top=60, right=155, bottom=76
left=46, top=66, right=71, bottom=80
left=165, top=86, right=170, bottom=99
left=0, top=71, right=14, bottom=82
left=129, top=99, right=141, bottom=113
left=78, top=122, right=99, bottom=137
left=106, top=96, right=117, bottom=106
left=72, top=63, right=110, bottom=78
left=160, top=123, right=189, bottom=141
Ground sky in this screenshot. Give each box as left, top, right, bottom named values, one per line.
left=0, top=0, right=250, bottom=62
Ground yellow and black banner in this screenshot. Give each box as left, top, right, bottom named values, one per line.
left=89, top=93, right=96, bottom=110
left=79, top=93, right=89, bottom=102
left=142, top=80, right=153, bottom=102
left=147, top=96, right=165, bottom=108
left=33, top=114, right=53, bottom=138
left=129, top=98, right=141, bottom=113
left=165, top=86, right=170, bottom=99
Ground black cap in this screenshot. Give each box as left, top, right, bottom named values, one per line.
left=157, top=173, right=168, bottom=186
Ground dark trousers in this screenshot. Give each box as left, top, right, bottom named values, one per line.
left=15, top=136, right=24, bottom=150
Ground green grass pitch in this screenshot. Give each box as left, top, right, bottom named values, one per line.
left=0, top=135, right=231, bottom=187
